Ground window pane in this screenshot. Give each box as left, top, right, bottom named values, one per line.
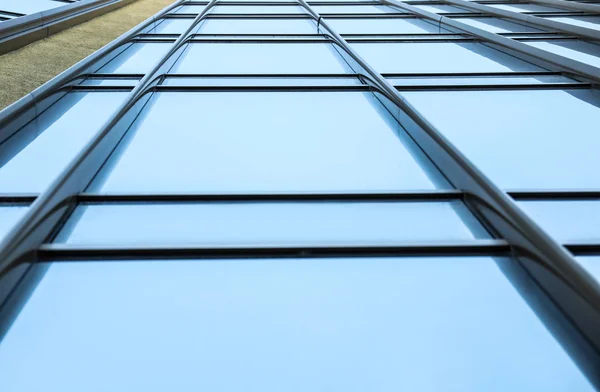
left=173, top=5, right=205, bottom=14
left=389, top=74, right=576, bottom=86
left=57, top=201, right=487, bottom=246
left=526, top=40, right=600, bottom=69
left=0, top=206, right=28, bottom=242
left=325, top=17, right=447, bottom=34
left=547, top=16, right=600, bottom=31
left=489, top=3, right=567, bottom=13
left=575, top=256, right=600, bottom=285
left=98, top=43, right=171, bottom=74
left=0, top=92, right=127, bottom=193
left=197, top=18, right=317, bottom=34
left=0, top=257, right=592, bottom=391
left=415, top=4, right=471, bottom=13
left=162, top=76, right=362, bottom=86
left=147, top=18, right=194, bottom=34
left=210, top=5, right=305, bottom=14
left=171, top=43, right=351, bottom=74
left=312, top=5, right=402, bottom=14
left=401, top=89, right=600, bottom=190
left=0, top=0, right=62, bottom=15
left=351, top=42, right=543, bottom=73
left=80, top=77, right=139, bottom=87
left=455, top=17, right=545, bottom=33
left=92, top=92, right=446, bottom=193
left=517, top=200, right=600, bottom=243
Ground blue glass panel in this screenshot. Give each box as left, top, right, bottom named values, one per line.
left=146, top=18, right=194, bottom=34
left=98, top=43, right=171, bottom=74
left=171, top=43, right=351, bottom=74
left=415, top=4, right=471, bottom=13
left=197, top=18, right=317, bottom=34
left=0, top=92, right=127, bottom=193
left=0, top=206, right=28, bottom=242
left=313, top=5, right=400, bottom=14
left=0, top=0, right=62, bottom=15
left=92, top=91, right=446, bottom=193
left=325, top=17, right=447, bottom=34
left=575, top=256, right=600, bottom=284
left=402, top=89, right=600, bottom=190
left=162, top=76, right=362, bottom=86
left=0, top=257, right=592, bottom=391
left=210, top=5, right=305, bottom=14
left=489, top=3, right=567, bottom=12
left=56, top=201, right=487, bottom=246
left=517, top=200, right=600, bottom=243
left=389, top=74, right=576, bottom=86
left=351, top=42, right=543, bottom=73
left=526, top=40, right=600, bottom=69
left=173, top=5, right=205, bottom=14
left=547, top=16, right=600, bottom=31
left=455, top=17, right=545, bottom=33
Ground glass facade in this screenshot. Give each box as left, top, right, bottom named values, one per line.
left=0, top=0, right=600, bottom=390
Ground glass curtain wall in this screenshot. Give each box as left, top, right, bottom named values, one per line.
left=0, top=0, right=600, bottom=390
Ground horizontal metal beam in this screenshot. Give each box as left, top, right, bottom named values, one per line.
left=529, top=0, right=600, bottom=14
left=38, top=240, right=512, bottom=260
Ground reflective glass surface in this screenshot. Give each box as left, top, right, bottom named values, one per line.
left=172, top=43, right=351, bottom=74
left=0, top=257, right=592, bottom=391
left=0, top=92, right=126, bottom=193
left=92, top=91, right=446, bottom=193
left=147, top=18, right=194, bottom=34
left=98, top=43, right=171, bottom=74
left=325, top=17, right=447, bottom=34
left=0, top=0, right=62, bottom=15
left=352, top=42, right=543, bottom=73
left=162, top=76, right=362, bottom=86
left=402, top=89, right=600, bottom=189
left=517, top=200, right=600, bottom=243
left=389, top=74, right=576, bottom=86
left=415, top=4, right=470, bottom=13
left=173, top=5, right=205, bottom=14
left=210, top=5, right=305, bottom=14
left=526, top=40, right=600, bottom=69
left=57, top=201, right=487, bottom=246
left=576, top=256, right=600, bottom=284
left=312, top=5, right=401, bottom=14
left=197, top=18, right=317, bottom=34
left=455, top=17, right=545, bottom=33
left=547, top=16, right=600, bottom=31
left=489, top=3, right=567, bottom=12
left=0, top=206, right=28, bottom=242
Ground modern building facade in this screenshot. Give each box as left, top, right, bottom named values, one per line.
left=0, top=0, right=599, bottom=390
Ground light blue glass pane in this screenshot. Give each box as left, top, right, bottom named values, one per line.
left=57, top=201, right=487, bottom=246
left=0, top=92, right=126, bottom=193
left=211, top=5, right=304, bottom=14
left=517, top=200, right=600, bottom=243
left=547, top=16, right=600, bottom=31
left=162, top=76, right=362, bottom=86
left=173, top=5, right=205, bottom=14
left=415, top=4, right=471, bottom=13
left=575, top=256, right=600, bottom=284
left=402, top=89, right=600, bottom=190
left=313, top=5, right=400, bottom=13
left=526, top=40, right=600, bottom=69
left=93, top=92, right=445, bottom=193
left=98, top=43, right=171, bottom=74
left=489, top=3, right=567, bottom=12
left=197, top=18, right=317, bottom=34
left=0, top=0, right=62, bottom=14
left=0, top=206, right=28, bottom=242
left=389, top=74, right=576, bottom=86
left=324, top=17, right=447, bottom=34
left=171, top=43, right=351, bottom=74
left=80, top=78, right=139, bottom=87
left=352, top=42, right=542, bottom=73
left=455, top=17, right=545, bottom=33
left=146, top=18, right=194, bottom=34
left=0, top=257, right=592, bottom=391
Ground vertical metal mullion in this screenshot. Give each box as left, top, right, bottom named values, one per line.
left=297, top=0, right=600, bottom=383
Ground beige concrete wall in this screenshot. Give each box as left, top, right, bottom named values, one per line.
left=0, top=0, right=176, bottom=110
